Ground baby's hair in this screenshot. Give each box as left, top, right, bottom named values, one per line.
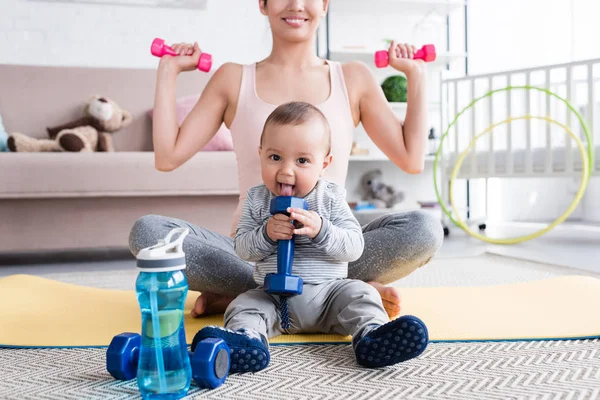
left=260, top=101, right=331, bottom=153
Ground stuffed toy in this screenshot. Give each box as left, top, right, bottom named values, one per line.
left=360, top=169, right=405, bottom=209
left=7, top=96, right=132, bottom=153
left=0, top=115, right=9, bottom=152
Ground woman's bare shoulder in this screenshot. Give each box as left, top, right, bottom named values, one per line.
left=340, top=61, right=375, bottom=91
left=210, top=62, right=243, bottom=91
left=340, top=61, right=377, bottom=120
left=211, top=63, right=245, bottom=127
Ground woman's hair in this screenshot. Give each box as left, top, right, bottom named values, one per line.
left=260, top=101, right=331, bottom=153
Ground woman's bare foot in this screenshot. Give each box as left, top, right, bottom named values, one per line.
left=191, top=292, right=235, bottom=318
left=368, top=281, right=401, bottom=318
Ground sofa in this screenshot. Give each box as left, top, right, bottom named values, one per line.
left=0, top=64, right=239, bottom=254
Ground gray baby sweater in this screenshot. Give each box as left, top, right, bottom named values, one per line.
left=234, top=180, right=365, bottom=285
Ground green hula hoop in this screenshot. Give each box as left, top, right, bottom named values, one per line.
left=433, top=85, right=594, bottom=242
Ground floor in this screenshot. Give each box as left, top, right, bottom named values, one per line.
left=0, top=222, right=599, bottom=399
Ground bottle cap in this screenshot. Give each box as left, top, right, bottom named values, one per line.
left=136, top=228, right=189, bottom=272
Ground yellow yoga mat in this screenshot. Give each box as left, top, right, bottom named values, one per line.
left=1, top=274, right=599, bottom=348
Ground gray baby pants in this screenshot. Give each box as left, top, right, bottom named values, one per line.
left=224, top=279, right=389, bottom=340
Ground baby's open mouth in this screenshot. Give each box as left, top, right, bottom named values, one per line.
left=278, top=183, right=295, bottom=196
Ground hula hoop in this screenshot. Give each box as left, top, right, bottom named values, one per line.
left=433, top=85, right=594, bottom=244
left=450, top=116, right=588, bottom=244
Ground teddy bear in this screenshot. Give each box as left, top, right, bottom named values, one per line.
left=7, top=96, right=132, bottom=153
left=360, top=169, right=405, bottom=209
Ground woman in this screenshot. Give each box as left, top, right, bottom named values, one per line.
left=130, top=0, right=444, bottom=319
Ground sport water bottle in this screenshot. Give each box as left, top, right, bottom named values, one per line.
left=135, top=228, right=192, bottom=399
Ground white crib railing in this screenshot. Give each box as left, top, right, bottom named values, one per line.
left=438, top=58, right=600, bottom=227
left=440, top=58, right=599, bottom=178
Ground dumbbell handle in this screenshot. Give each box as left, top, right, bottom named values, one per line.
left=270, top=196, right=306, bottom=277
left=277, top=236, right=295, bottom=276
left=151, top=38, right=212, bottom=73
left=263, top=196, right=307, bottom=295
left=375, top=44, right=436, bottom=68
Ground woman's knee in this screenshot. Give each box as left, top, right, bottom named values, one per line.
left=382, top=210, right=444, bottom=258
left=128, top=214, right=173, bottom=255
left=405, top=210, right=444, bottom=256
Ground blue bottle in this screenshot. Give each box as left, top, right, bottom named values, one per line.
left=135, top=228, right=192, bottom=399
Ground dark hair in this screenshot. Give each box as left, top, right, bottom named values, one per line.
left=260, top=101, right=331, bottom=153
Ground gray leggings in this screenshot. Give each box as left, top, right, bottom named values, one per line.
left=128, top=211, right=444, bottom=296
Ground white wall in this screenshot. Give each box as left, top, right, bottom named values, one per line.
left=468, top=0, right=600, bottom=74
left=0, top=0, right=272, bottom=68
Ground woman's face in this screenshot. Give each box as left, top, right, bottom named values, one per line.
left=260, top=0, right=328, bottom=43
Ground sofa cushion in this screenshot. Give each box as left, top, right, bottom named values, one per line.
left=148, top=94, right=234, bottom=151
left=0, top=152, right=239, bottom=199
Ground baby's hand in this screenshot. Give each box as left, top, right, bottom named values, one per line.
left=266, top=213, right=294, bottom=242
left=288, top=208, right=322, bottom=239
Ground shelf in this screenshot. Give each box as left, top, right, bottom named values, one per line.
left=352, top=208, right=392, bottom=214
left=351, top=204, right=422, bottom=214
left=331, top=0, right=465, bottom=16
left=329, top=49, right=467, bottom=67
left=389, top=102, right=407, bottom=112
left=388, top=102, right=441, bottom=112
left=349, top=154, right=436, bottom=162
left=349, top=154, right=390, bottom=161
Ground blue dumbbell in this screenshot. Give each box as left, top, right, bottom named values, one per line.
left=106, top=332, right=230, bottom=389
left=264, top=196, right=308, bottom=296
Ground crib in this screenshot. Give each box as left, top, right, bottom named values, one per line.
left=438, top=58, right=600, bottom=234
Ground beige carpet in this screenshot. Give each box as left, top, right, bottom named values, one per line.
left=1, top=253, right=599, bottom=399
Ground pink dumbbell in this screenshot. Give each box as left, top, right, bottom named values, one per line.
left=151, top=38, right=212, bottom=73
left=374, top=44, right=436, bottom=68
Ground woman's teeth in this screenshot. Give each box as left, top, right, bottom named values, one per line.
left=284, top=18, right=307, bottom=26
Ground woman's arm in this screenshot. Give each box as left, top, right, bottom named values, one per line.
left=345, top=42, right=429, bottom=174
left=152, top=43, right=241, bottom=171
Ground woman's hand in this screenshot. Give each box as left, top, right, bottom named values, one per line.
left=386, top=40, right=426, bottom=76
left=266, top=213, right=294, bottom=241
left=288, top=208, right=323, bottom=239
left=158, top=42, right=203, bottom=74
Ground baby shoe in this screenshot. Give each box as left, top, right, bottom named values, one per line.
left=353, top=315, right=429, bottom=368
left=192, top=326, right=270, bottom=373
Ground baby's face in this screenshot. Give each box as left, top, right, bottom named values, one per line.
left=259, top=119, right=332, bottom=198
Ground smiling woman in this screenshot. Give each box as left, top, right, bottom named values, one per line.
left=261, top=0, right=327, bottom=41
left=130, top=0, right=443, bottom=322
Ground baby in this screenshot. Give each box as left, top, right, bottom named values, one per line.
left=193, top=101, right=428, bottom=372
